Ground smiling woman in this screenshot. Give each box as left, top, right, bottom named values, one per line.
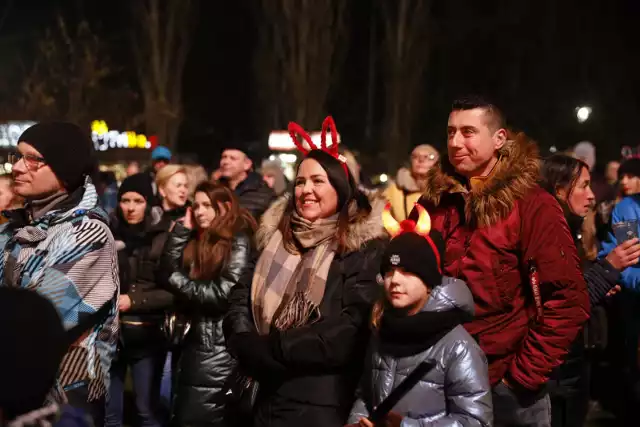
left=224, top=117, right=388, bottom=427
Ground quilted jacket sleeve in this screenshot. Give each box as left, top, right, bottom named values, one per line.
left=509, top=190, right=590, bottom=391
left=161, top=222, right=251, bottom=316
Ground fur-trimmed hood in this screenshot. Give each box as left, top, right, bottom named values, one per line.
left=395, top=167, right=423, bottom=193
left=422, top=134, right=540, bottom=228
left=257, top=193, right=387, bottom=253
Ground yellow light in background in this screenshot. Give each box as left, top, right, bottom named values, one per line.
left=136, top=134, right=147, bottom=149
left=91, top=120, right=109, bottom=136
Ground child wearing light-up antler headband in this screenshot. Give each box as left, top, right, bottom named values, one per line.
left=346, top=205, right=493, bottom=427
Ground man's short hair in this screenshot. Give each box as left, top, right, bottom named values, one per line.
left=451, top=95, right=506, bottom=131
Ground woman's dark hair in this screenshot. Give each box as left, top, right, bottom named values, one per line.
left=183, top=181, right=256, bottom=280
left=540, top=154, right=589, bottom=200
left=279, top=151, right=372, bottom=254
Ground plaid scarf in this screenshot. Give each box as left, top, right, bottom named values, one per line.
left=251, top=213, right=338, bottom=335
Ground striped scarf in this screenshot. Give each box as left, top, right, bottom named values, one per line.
left=251, top=213, right=338, bottom=335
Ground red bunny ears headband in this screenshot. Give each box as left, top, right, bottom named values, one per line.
left=382, top=203, right=442, bottom=274
left=287, top=116, right=349, bottom=176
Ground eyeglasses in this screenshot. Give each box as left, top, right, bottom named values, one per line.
left=8, top=152, right=47, bottom=171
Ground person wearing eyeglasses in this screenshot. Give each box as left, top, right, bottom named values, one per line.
left=384, top=144, right=439, bottom=221
left=0, top=122, right=119, bottom=427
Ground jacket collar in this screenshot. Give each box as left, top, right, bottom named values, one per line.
left=422, top=135, right=540, bottom=228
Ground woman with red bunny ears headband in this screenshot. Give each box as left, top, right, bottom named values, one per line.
left=224, top=116, right=388, bottom=427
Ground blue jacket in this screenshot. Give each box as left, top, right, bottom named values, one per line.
left=599, top=195, right=640, bottom=291
left=0, top=178, right=119, bottom=401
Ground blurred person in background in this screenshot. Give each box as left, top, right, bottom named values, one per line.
left=210, top=168, right=222, bottom=182
left=618, top=158, right=640, bottom=197
left=184, top=164, right=209, bottom=199
left=219, top=145, right=275, bottom=221
left=160, top=182, right=255, bottom=426
left=148, top=146, right=172, bottom=204
left=260, top=159, right=288, bottom=197
left=156, top=165, right=190, bottom=223
left=385, top=144, right=439, bottom=221
left=606, top=160, right=620, bottom=187
left=105, top=174, right=174, bottom=427
left=541, top=154, right=640, bottom=427
left=0, top=175, right=23, bottom=225
left=97, top=171, right=118, bottom=217
left=127, top=161, right=141, bottom=177
left=155, top=164, right=190, bottom=408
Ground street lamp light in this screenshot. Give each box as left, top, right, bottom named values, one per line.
left=576, top=106, right=592, bottom=123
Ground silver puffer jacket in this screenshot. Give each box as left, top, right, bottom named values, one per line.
left=348, top=277, right=493, bottom=427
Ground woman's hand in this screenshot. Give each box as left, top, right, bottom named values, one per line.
left=181, top=207, right=194, bottom=230
left=119, top=294, right=132, bottom=312
left=606, top=284, right=622, bottom=297
left=605, top=238, right=640, bottom=270
left=351, top=412, right=403, bottom=427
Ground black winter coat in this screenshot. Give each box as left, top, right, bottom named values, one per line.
left=223, top=195, right=387, bottom=427
left=162, top=222, right=253, bottom=427
left=233, top=172, right=275, bottom=221
left=111, top=209, right=174, bottom=359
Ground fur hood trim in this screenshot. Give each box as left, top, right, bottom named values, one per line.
left=257, top=193, right=387, bottom=253
left=422, top=135, right=540, bottom=228
left=395, top=167, right=422, bottom=193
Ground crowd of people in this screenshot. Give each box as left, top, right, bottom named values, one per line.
left=2, top=96, right=640, bottom=427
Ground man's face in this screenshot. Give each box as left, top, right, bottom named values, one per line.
left=12, top=142, right=63, bottom=198
left=447, top=108, right=506, bottom=178
left=153, top=159, right=169, bottom=172
left=220, top=149, right=251, bottom=181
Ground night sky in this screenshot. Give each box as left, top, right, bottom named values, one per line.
left=2, top=0, right=640, bottom=172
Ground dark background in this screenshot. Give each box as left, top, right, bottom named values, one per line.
left=1, top=0, right=639, bottom=172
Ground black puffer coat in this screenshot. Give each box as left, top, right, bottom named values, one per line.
left=162, top=222, right=253, bottom=427
left=233, top=172, right=275, bottom=221
left=223, top=195, right=387, bottom=427
left=111, top=208, right=174, bottom=359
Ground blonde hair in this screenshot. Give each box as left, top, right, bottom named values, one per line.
left=155, top=165, right=188, bottom=190
left=184, top=165, right=208, bottom=197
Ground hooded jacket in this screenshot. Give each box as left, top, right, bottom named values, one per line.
left=348, top=278, right=493, bottom=427
left=416, top=137, right=589, bottom=392
left=0, top=178, right=118, bottom=402
left=223, top=194, right=387, bottom=423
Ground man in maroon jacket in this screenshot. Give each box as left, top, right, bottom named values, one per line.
left=416, top=96, right=590, bottom=426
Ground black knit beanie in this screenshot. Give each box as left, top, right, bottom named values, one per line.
left=619, top=158, right=640, bottom=179
left=381, top=229, right=446, bottom=289
left=18, top=122, right=97, bottom=192
left=118, top=173, right=154, bottom=203
left=302, top=149, right=355, bottom=210
left=0, top=288, right=67, bottom=419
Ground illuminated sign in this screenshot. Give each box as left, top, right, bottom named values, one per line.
left=0, top=121, right=37, bottom=147
left=268, top=131, right=341, bottom=151
left=91, top=120, right=155, bottom=151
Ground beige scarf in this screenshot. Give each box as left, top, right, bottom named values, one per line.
left=251, top=212, right=338, bottom=335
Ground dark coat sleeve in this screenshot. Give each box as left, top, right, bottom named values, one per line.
left=584, top=259, right=619, bottom=307
left=161, top=222, right=252, bottom=316
left=269, top=238, right=386, bottom=371
left=223, top=249, right=288, bottom=380
left=507, top=190, right=590, bottom=391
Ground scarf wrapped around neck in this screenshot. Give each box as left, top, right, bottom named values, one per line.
left=251, top=210, right=339, bottom=335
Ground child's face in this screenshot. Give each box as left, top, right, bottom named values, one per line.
left=384, top=268, right=430, bottom=315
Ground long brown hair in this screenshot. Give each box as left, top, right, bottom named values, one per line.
left=183, top=182, right=256, bottom=280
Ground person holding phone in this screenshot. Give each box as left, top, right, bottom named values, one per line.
left=346, top=206, right=492, bottom=427
left=541, top=154, right=640, bottom=427
left=159, top=182, right=255, bottom=426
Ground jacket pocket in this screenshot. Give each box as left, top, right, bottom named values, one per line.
left=492, top=255, right=518, bottom=310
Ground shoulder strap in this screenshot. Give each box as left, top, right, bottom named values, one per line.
left=66, top=297, right=114, bottom=347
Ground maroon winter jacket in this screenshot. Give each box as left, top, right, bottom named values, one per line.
left=417, top=137, right=590, bottom=391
